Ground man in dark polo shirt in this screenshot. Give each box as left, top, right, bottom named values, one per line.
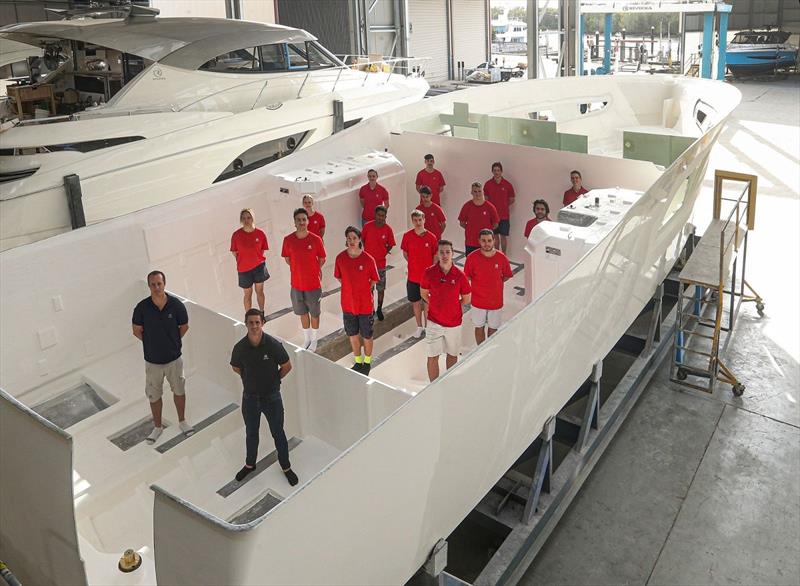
left=230, top=309, right=298, bottom=486
left=132, top=270, right=194, bottom=444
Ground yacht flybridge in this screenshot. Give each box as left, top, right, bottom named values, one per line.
left=0, top=12, right=429, bottom=251
left=0, top=75, right=740, bottom=585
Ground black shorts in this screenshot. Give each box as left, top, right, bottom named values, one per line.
left=406, top=280, right=422, bottom=302
left=343, top=312, right=374, bottom=338
left=494, top=219, right=510, bottom=236
left=238, top=263, right=269, bottom=289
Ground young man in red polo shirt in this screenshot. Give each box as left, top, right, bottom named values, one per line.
left=421, top=240, right=471, bottom=382
left=401, top=209, right=438, bottom=338
left=416, top=186, right=447, bottom=239
left=483, top=162, right=515, bottom=253
left=302, top=194, right=326, bottom=239
left=362, top=205, right=395, bottom=321
left=334, top=226, right=380, bottom=375
left=458, top=182, right=500, bottom=255
left=464, top=229, right=513, bottom=345
left=563, top=170, right=589, bottom=206
left=524, top=199, right=551, bottom=238
left=281, top=208, right=327, bottom=351
left=415, top=154, right=446, bottom=206
left=358, top=169, right=390, bottom=226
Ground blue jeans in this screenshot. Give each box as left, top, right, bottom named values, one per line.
left=242, top=393, right=290, bottom=470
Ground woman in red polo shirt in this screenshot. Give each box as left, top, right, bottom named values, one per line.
left=334, top=226, right=380, bottom=375
left=230, top=208, right=270, bottom=313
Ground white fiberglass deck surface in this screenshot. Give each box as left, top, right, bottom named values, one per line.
left=337, top=253, right=528, bottom=395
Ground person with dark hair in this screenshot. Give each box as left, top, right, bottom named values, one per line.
left=421, top=240, right=471, bottom=381
left=334, top=226, right=380, bottom=374
left=302, top=194, right=326, bottom=238
left=524, top=199, right=551, bottom=238
left=416, top=185, right=447, bottom=239
left=230, top=208, right=269, bottom=313
left=563, top=170, right=588, bottom=206
left=132, top=270, right=194, bottom=443
left=401, top=209, right=438, bottom=338
left=464, top=230, right=513, bottom=345
left=415, top=154, right=446, bottom=206
left=230, top=309, right=297, bottom=486
left=483, top=162, right=515, bottom=253
left=233, top=158, right=244, bottom=171
left=361, top=205, right=395, bottom=321
left=458, top=182, right=500, bottom=255
left=281, top=208, right=326, bottom=351
left=358, top=169, right=389, bottom=226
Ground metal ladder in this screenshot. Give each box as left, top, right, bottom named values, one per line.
left=671, top=170, right=764, bottom=396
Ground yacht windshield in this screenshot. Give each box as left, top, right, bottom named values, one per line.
left=200, top=42, right=339, bottom=73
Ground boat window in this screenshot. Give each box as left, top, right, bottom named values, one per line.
left=0, top=136, right=145, bottom=156
left=287, top=43, right=310, bottom=69
left=214, top=130, right=311, bottom=182
left=200, top=48, right=261, bottom=73
left=0, top=167, right=39, bottom=183
left=258, top=44, right=288, bottom=72
left=306, top=43, right=337, bottom=69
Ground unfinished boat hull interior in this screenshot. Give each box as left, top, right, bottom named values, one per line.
left=0, top=75, right=740, bottom=585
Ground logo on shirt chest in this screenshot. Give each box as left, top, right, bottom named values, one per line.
left=424, top=243, right=430, bottom=247
left=262, top=353, right=269, bottom=360
left=494, top=263, right=499, bottom=269
left=307, top=244, right=312, bottom=250
left=167, top=313, right=173, bottom=319
left=358, top=265, right=364, bottom=271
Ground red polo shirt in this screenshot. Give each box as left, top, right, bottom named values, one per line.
left=307, top=211, right=326, bottom=238
left=359, top=183, right=390, bottom=221
left=362, top=221, right=396, bottom=270
left=415, top=169, right=446, bottom=206
left=458, top=200, right=500, bottom=248
left=400, top=229, right=438, bottom=284
left=464, top=250, right=513, bottom=310
left=421, top=263, right=471, bottom=328
left=281, top=232, right=326, bottom=291
left=524, top=216, right=550, bottom=238
left=563, top=186, right=588, bottom=206
left=483, top=178, right=515, bottom=220
left=416, top=202, right=447, bottom=238
left=334, top=250, right=379, bottom=315
left=230, top=228, right=269, bottom=273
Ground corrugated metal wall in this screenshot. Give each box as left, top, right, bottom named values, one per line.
left=407, top=0, right=449, bottom=82
left=451, top=0, right=488, bottom=71
left=276, top=0, right=356, bottom=56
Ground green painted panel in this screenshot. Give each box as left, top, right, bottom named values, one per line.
left=558, top=133, right=589, bottom=153
left=624, top=131, right=696, bottom=166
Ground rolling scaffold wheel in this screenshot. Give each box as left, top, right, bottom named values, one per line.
left=732, top=382, right=746, bottom=397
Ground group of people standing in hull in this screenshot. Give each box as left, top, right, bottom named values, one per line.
left=130, top=154, right=589, bottom=487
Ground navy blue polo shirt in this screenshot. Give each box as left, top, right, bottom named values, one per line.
left=132, top=294, right=188, bottom=365
left=230, top=332, right=290, bottom=397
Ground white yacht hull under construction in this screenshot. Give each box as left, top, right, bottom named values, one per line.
left=0, top=75, right=740, bottom=585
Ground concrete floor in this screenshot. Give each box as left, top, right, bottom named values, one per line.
left=522, top=76, right=800, bottom=585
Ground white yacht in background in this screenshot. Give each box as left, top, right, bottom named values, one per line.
left=0, top=74, right=740, bottom=585
left=0, top=10, right=429, bottom=251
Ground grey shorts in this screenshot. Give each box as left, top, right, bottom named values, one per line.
left=291, top=287, right=322, bottom=317
left=144, top=357, right=186, bottom=403
left=376, top=268, right=387, bottom=293
left=343, top=312, right=374, bottom=338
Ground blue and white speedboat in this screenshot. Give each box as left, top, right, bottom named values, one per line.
left=726, top=29, right=798, bottom=76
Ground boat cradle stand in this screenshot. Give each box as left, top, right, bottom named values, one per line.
left=410, top=249, right=689, bottom=586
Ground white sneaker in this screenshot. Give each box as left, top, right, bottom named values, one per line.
left=145, top=426, right=163, bottom=444
left=414, top=326, right=424, bottom=338
left=308, top=339, right=318, bottom=352
left=179, top=420, right=195, bottom=437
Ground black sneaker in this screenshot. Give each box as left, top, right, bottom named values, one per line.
left=235, top=465, right=256, bottom=482
left=351, top=362, right=364, bottom=373
left=283, top=468, right=299, bottom=486
left=361, top=362, right=371, bottom=376
left=376, top=307, right=384, bottom=321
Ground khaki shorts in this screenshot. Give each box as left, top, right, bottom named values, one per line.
left=145, top=357, right=186, bottom=403
left=426, top=320, right=461, bottom=358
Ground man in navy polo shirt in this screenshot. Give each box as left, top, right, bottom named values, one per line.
left=230, top=309, right=298, bottom=486
left=132, top=270, right=194, bottom=444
